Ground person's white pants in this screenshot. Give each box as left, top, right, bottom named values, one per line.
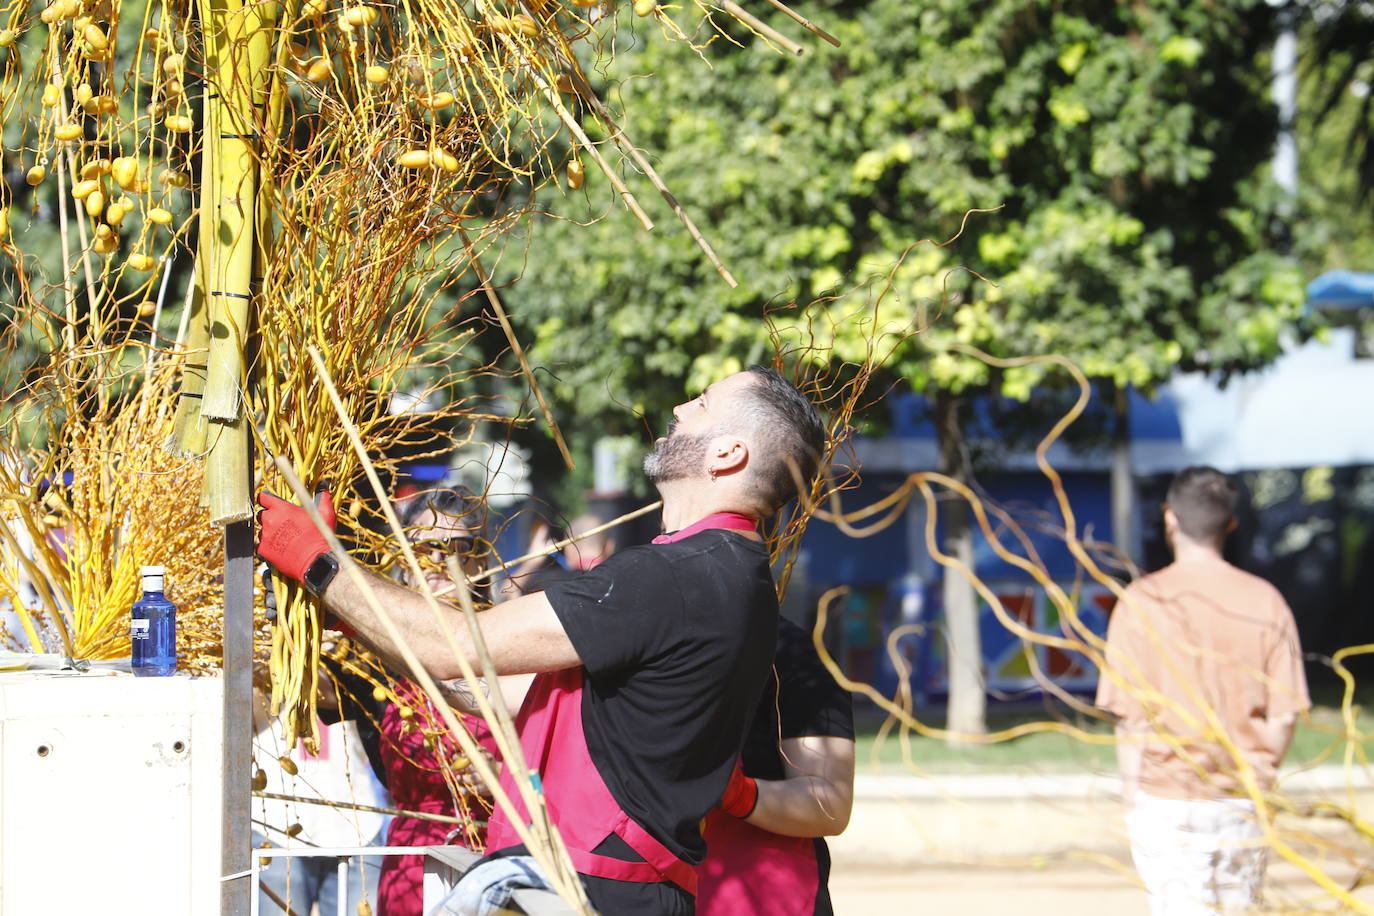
left=1126, top=792, right=1267, bottom=915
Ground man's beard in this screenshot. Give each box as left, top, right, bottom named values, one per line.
left=643, top=423, right=712, bottom=484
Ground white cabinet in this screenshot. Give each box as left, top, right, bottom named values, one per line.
left=0, top=668, right=224, bottom=915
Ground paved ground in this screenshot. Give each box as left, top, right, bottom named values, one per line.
left=824, top=767, right=1374, bottom=914
left=831, top=862, right=1148, bottom=916
left=828, top=858, right=1374, bottom=915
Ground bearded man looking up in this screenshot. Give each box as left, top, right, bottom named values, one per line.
left=256, top=366, right=826, bottom=916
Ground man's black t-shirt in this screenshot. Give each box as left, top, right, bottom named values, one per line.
left=741, top=617, right=855, bottom=916
left=544, top=529, right=779, bottom=865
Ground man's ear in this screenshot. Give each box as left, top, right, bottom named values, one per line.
left=707, top=435, right=749, bottom=477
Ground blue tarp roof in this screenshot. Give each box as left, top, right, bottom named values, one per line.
left=888, top=388, right=1182, bottom=442
left=1307, top=270, right=1374, bottom=311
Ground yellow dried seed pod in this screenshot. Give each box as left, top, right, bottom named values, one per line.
left=71, top=179, right=100, bottom=199
left=127, top=252, right=155, bottom=270
left=41, top=84, right=61, bottom=107
left=74, top=13, right=90, bottom=30
left=80, top=158, right=109, bottom=180
left=74, top=84, right=93, bottom=106
left=303, top=0, right=327, bottom=17
left=55, top=123, right=82, bottom=141
left=572, top=0, right=599, bottom=6
left=277, top=755, right=298, bottom=776
left=160, top=169, right=190, bottom=188
left=92, top=233, right=118, bottom=254
left=554, top=73, right=574, bottom=93
left=633, top=0, right=657, bottom=15
left=567, top=158, right=585, bottom=189
left=511, top=12, right=538, bottom=36
left=162, top=53, right=183, bottom=76
left=397, top=149, right=432, bottom=168
left=358, top=901, right=372, bottom=916
left=344, top=5, right=377, bottom=26
left=147, top=207, right=172, bottom=225
left=451, top=754, right=470, bottom=770
left=306, top=58, right=333, bottom=82
left=0, top=208, right=8, bottom=240
left=146, top=101, right=164, bottom=118
left=371, top=685, right=388, bottom=702
left=111, top=156, right=138, bottom=189
left=364, top=65, right=388, bottom=84
left=105, top=201, right=127, bottom=225
left=164, top=114, right=193, bottom=132
left=26, top=166, right=46, bottom=186
left=40, top=6, right=56, bottom=23
left=417, top=91, right=454, bottom=110
left=84, top=189, right=105, bottom=218
left=143, top=27, right=161, bottom=42
left=82, top=24, right=108, bottom=52
left=397, top=705, right=414, bottom=719
left=436, top=149, right=459, bottom=172
left=57, top=0, right=80, bottom=19
left=137, top=300, right=156, bottom=317
left=0, top=29, right=16, bottom=47
left=94, top=223, right=112, bottom=239
left=285, top=823, right=303, bottom=838
left=94, top=96, right=117, bottom=114
left=251, top=768, right=267, bottom=791
left=164, top=78, right=184, bottom=98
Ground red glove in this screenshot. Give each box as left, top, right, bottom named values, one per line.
left=256, top=490, right=336, bottom=582
left=719, top=761, right=758, bottom=820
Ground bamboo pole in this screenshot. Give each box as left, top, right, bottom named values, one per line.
left=719, top=0, right=804, bottom=55
left=198, top=0, right=263, bottom=424
left=275, top=447, right=592, bottom=913
left=298, top=347, right=593, bottom=910
left=755, top=0, right=840, bottom=47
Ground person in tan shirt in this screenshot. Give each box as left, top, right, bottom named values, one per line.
left=1096, top=466, right=1309, bottom=916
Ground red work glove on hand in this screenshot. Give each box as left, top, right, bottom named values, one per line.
left=256, top=490, right=336, bottom=583
left=719, top=760, right=758, bottom=820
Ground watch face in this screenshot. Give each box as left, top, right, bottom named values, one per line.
left=305, top=553, right=338, bottom=595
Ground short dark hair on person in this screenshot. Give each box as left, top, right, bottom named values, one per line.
left=1166, top=466, right=1238, bottom=541
left=735, top=365, right=827, bottom=514
left=401, top=484, right=486, bottom=537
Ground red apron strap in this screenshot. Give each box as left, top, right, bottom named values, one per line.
left=615, top=811, right=701, bottom=894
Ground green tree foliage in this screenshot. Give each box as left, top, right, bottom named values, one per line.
left=507, top=0, right=1306, bottom=422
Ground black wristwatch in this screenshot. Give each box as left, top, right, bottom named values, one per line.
left=302, top=551, right=340, bottom=597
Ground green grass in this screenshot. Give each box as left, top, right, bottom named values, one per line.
left=854, top=688, right=1374, bottom=775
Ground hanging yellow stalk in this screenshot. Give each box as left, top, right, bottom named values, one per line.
left=196, top=0, right=278, bottom=524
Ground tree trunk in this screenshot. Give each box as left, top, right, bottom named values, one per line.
left=935, top=391, right=986, bottom=741
left=1110, top=385, right=1137, bottom=571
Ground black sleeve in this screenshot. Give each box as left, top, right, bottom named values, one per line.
left=775, top=619, right=854, bottom=741
left=543, top=548, right=683, bottom=678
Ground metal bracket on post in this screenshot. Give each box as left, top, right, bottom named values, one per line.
left=221, top=514, right=254, bottom=916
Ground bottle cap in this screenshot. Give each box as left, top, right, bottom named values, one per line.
left=140, top=566, right=166, bottom=577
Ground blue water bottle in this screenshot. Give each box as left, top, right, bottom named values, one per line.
left=132, top=565, right=177, bottom=676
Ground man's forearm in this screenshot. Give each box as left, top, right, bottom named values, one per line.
left=1115, top=722, right=1145, bottom=805
left=745, top=773, right=853, bottom=837
left=320, top=562, right=581, bottom=681
left=1257, top=713, right=1297, bottom=765
left=321, top=563, right=478, bottom=682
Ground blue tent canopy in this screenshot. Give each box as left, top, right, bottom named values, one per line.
left=1307, top=270, right=1374, bottom=311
